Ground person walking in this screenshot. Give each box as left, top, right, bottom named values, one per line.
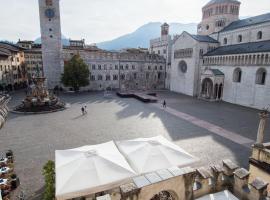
left=81, top=106, right=85, bottom=115
left=163, top=100, right=167, bottom=108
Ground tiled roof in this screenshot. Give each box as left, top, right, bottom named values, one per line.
left=0, top=42, right=24, bottom=52
left=204, top=40, right=270, bottom=56
left=0, top=48, right=12, bottom=57
left=211, top=69, right=224, bottom=76
left=221, top=13, right=270, bottom=32
left=191, top=35, right=219, bottom=43
left=204, top=0, right=240, bottom=7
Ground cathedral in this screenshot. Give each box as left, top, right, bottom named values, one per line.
left=152, top=0, right=270, bottom=109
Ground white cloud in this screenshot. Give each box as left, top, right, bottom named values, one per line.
left=0, top=0, right=269, bottom=43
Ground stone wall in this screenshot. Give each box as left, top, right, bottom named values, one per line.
left=81, top=159, right=269, bottom=200
left=216, top=22, right=270, bottom=46
left=200, top=63, right=270, bottom=109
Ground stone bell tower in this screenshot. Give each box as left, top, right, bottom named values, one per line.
left=38, top=0, right=62, bottom=89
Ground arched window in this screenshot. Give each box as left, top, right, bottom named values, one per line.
left=223, top=38, right=227, bottom=45
left=233, top=68, right=242, bottom=82
left=238, top=35, right=242, bottom=43
left=257, top=31, right=262, bottom=40
left=256, top=68, right=267, bottom=85
left=46, top=0, right=53, bottom=6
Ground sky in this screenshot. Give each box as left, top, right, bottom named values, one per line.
left=0, top=0, right=269, bottom=44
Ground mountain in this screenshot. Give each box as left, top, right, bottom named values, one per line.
left=96, top=22, right=197, bottom=50
left=34, top=34, right=70, bottom=46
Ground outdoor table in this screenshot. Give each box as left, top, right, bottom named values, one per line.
left=0, top=159, right=7, bottom=165
left=0, top=179, right=7, bottom=186
left=0, top=167, right=10, bottom=175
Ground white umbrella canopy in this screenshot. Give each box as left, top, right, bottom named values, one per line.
left=116, top=135, right=198, bottom=174
left=196, top=190, right=239, bottom=200
left=55, top=141, right=136, bottom=200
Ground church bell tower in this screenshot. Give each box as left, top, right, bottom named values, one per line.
left=38, top=0, right=62, bottom=89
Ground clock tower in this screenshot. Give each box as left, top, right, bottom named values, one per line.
left=38, top=0, right=62, bottom=89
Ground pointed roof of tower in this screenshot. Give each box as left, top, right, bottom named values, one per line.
left=204, top=0, right=240, bottom=8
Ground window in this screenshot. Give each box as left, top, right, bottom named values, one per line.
left=98, top=75, right=103, bottom=80
left=158, top=50, right=160, bottom=55
left=106, top=75, right=110, bottom=81
left=125, top=65, right=129, bottom=70
left=223, top=38, right=227, bottom=45
left=233, top=68, right=242, bottom=82
left=46, top=0, right=53, bottom=6
left=163, top=49, right=167, bottom=54
left=132, top=65, right=135, bottom=70
left=256, top=68, right=267, bottom=85
left=50, top=35, right=53, bottom=38
left=206, top=25, right=210, bottom=30
left=133, top=73, right=137, bottom=79
left=155, top=66, right=157, bottom=70
left=120, top=74, right=125, bottom=80
left=178, top=60, right=187, bottom=73
left=113, top=75, right=118, bottom=80
left=237, top=35, right=242, bottom=43
left=158, top=72, right=161, bottom=80
left=257, top=31, right=262, bottom=40
left=98, top=65, right=101, bottom=70
left=160, top=66, right=163, bottom=70
left=92, top=64, right=96, bottom=70
left=49, top=28, right=52, bottom=32
left=146, top=73, right=149, bottom=79
left=148, top=66, right=151, bottom=70
left=115, top=65, right=118, bottom=70
left=91, top=75, right=95, bottom=81
left=120, top=65, right=123, bottom=70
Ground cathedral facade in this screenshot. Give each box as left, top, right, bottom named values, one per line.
left=170, top=0, right=270, bottom=109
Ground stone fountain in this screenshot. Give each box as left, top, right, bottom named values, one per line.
left=13, top=66, right=65, bottom=114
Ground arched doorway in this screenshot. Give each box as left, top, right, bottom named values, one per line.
left=218, top=84, right=223, bottom=99
left=201, top=78, right=213, bottom=99
left=150, top=191, right=177, bottom=200
left=214, top=83, right=218, bottom=99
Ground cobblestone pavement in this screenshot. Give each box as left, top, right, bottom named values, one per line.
left=0, top=90, right=268, bottom=199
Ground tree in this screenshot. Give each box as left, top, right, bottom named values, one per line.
left=61, top=55, right=90, bottom=91
left=42, top=160, right=55, bottom=200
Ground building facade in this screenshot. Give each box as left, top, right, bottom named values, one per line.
left=62, top=42, right=166, bottom=91
left=169, top=0, right=270, bottom=109
left=150, top=23, right=173, bottom=89
left=0, top=42, right=27, bottom=91
left=17, top=41, right=43, bottom=79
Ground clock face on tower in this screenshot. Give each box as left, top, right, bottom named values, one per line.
left=45, top=8, right=55, bottom=18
